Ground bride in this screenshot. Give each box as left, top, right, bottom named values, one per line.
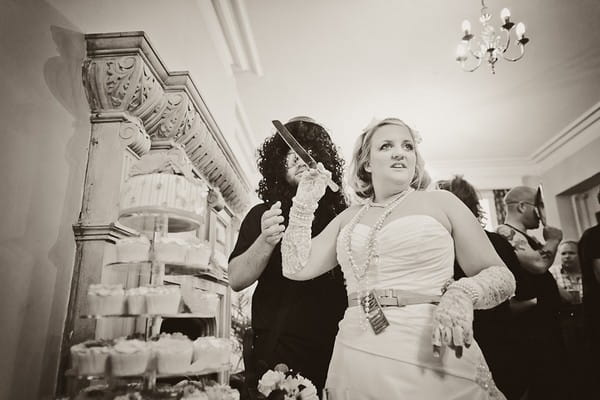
left=281, top=118, right=515, bottom=399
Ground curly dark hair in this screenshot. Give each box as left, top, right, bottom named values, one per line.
left=436, top=175, right=484, bottom=222
left=256, top=119, right=347, bottom=218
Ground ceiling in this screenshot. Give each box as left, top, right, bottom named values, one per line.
left=235, top=0, right=600, bottom=169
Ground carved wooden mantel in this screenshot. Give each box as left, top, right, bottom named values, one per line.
left=83, top=31, right=252, bottom=213
left=57, top=31, right=248, bottom=395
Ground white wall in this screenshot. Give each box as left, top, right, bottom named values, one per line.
left=541, top=132, right=600, bottom=240
left=0, top=1, right=252, bottom=398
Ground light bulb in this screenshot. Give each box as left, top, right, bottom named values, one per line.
left=516, top=22, right=526, bottom=38
left=462, top=20, right=471, bottom=35
left=500, top=8, right=511, bottom=22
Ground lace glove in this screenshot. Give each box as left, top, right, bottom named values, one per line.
left=281, top=166, right=331, bottom=276
left=432, top=288, right=474, bottom=358
left=432, top=266, right=515, bottom=357
left=450, top=265, right=516, bottom=310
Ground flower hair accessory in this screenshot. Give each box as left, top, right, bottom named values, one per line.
left=257, top=364, right=318, bottom=400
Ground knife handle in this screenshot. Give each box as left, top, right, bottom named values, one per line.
left=327, top=178, right=340, bottom=193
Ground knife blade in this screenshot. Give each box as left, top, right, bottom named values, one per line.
left=272, top=120, right=339, bottom=192
left=535, top=184, right=547, bottom=227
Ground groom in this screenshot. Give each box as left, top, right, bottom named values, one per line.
left=228, top=117, right=347, bottom=397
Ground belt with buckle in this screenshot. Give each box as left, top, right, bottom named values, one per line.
left=347, top=289, right=441, bottom=308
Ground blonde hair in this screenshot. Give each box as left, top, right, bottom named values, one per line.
left=348, top=118, right=430, bottom=199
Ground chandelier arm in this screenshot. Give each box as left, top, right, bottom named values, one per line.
left=498, top=28, right=511, bottom=53
left=466, top=40, right=483, bottom=60
left=502, top=43, right=525, bottom=62
left=460, top=56, right=483, bottom=72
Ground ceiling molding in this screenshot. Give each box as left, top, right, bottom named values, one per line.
left=529, top=101, right=600, bottom=174
left=233, top=97, right=259, bottom=180
left=430, top=101, right=600, bottom=188
left=196, top=0, right=235, bottom=75
left=428, top=158, right=535, bottom=190
left=211, top=0, right=263, bottom=75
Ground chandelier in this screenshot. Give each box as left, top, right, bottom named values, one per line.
left=455, top=0, right=530, bottom=74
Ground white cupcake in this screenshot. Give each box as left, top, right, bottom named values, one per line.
left=186, top=239, right=211, bottom=266
left=184, top=290, right=219, bottom=317
left=176, top=381, right=209, bottom=400
left=110, top=339, right=150, bottom=376
left=205, top=384, right=238, bottom=400
left=87, top=284, right=126, bottom=315
left=226, top=388, right=240, bottom=400
left=191, top=337, right=231, bottom=372
left=115, top=236, right=151, bottom=263
left=182, top=388, right=209, bottom=400
left=153, top=333, right=194, bottom=374
left=70, top=340, right=112, bottom=375
left=145, top=285, right=181, bottom=315
left=126, top=286, right=150, bottom=314
left=155, top=237, right=188, bottom=264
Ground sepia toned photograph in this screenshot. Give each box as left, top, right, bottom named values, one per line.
left=1, top=1, right=599, bottom=399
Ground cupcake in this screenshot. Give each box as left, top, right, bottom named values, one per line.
left=183, top=290, right=219, bottom=317
left=73, top=384, right=110, bottom=400
left=225, top=388, right=240, bottom=400
left=204, top=383, right=238, bottom=400
left=155, top=237, right=188, bottom=264
left=203, top=385, right=221, bottom=400
left=110, top=339, right=150, bottom=376
left=191, top=337, right=231, bottom=372
left=115, top=236, right=151, bottom=263
left=153, top=385, right=182, bottom=400
left=153, top=333, right=194, bottom=374
left=186, top=239, right=211, bottom=266
left=87, top=284, right=126, bottom=315
left=126, top=286, right=149, bottom=314
left=146, top=285, right=181, bottom=315
left=70, top=339, right=112, bottom=375
left=178, top=381, right=209, bottom=400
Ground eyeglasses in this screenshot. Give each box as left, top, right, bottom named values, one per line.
left=506, top=201, right=537, bottom=207
left=506, top=201, right=538, bottom=208
left=285, top=150, right=314, bottom=168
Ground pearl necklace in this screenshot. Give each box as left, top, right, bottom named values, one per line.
left=344, top=188, right=414, bottom=281
left=343, top=188, right=414, bottom=330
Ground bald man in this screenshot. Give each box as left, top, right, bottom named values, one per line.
left=496, top=185, right=567, bottom=400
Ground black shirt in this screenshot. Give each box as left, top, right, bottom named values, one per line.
left=579, top=224, right=600, bottom=332
left=497, top=224, right=561, bottom=318
left=229, top=203, right=347, bottom=344
left=454, top=231, right=516, bottom=326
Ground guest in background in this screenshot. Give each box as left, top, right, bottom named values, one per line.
left=497, top=186, right=567, bottom=400
left=551, top=241, right=583, bottom=305
left=549, top=240, right=586, bottom=398
left=578, top=187, right=600, bottom=397
left=228, top=117, right=347, bottom=397
left=437, top=175, right=527, bottom=400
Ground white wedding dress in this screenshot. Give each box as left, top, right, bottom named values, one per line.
left=325, top=215, right=505, bottom=399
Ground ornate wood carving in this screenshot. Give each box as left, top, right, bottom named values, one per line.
left=83, top=32, right=251, bottom=214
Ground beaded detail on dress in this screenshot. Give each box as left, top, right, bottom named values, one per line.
left=475, top=356, right=507, bottom=400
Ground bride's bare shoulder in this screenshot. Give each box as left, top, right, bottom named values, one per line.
left=336, top=204, right=363, bottom=226
left=412, top=189, right=457, bottom=205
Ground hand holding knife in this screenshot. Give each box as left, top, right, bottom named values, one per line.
left=272, top=120, right=340, bottom=192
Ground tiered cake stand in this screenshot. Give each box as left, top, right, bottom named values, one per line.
left=66, top=209, right=230, bottom=397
